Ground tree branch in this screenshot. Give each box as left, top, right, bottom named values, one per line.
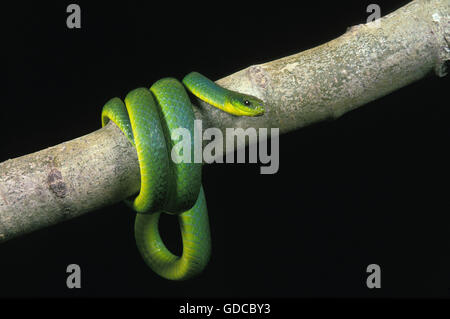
left=0, top=0, right=448, bottom=242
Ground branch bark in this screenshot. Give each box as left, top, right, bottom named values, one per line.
left=1, top=0, right=448, bottom=242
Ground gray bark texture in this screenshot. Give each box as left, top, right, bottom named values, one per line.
left=1, top=0, right=449, bottom=242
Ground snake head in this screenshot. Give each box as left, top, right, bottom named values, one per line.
left=225, top=92, right=265, bottom=117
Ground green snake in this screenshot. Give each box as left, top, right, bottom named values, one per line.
left=101, top=72, right=264, bottom=280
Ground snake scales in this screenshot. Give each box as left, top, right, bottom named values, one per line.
left=101, top=72, right=264, bottom=280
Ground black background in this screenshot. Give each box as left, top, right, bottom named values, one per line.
left=2, top=0, right=449, bottom=300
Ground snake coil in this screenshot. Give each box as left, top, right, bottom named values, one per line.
left=101, top=72, right=264, bottom=280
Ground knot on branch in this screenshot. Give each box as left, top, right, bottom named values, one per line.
left=47, top=168, right=67, bottom=198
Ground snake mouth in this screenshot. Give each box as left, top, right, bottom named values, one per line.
left=253, top=108, right=265, bottom=116
left=236, top=106, right=265, bottom=117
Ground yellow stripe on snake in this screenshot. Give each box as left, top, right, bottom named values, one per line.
left=101, top=72, right=264, bottom=280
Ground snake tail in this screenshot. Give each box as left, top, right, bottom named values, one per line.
left=135, top=186, right=210, bottom=280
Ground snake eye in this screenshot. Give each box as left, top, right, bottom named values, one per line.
left=243, top=100, right=251, bottom=106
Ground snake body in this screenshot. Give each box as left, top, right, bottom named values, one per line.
left=101, top=72, right=264, bottom=280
